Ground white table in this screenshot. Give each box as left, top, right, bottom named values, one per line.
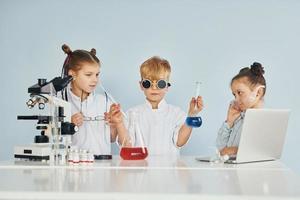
left=0, top=156, right=299, bottom=200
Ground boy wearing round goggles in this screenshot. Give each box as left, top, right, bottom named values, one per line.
left=110, top=56, right=203, bottom=156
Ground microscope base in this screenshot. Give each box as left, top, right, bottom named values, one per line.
left=14, top=144, right=51, bottom=161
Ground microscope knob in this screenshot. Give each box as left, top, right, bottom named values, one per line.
left=34, top=135, right=49, bottom=143
left=38, top=78, right=47, bottom=86
left=61, top=122, right=77, bottom=135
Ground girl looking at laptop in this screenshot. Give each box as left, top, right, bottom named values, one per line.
left=216, top=62, right=266, bottom=156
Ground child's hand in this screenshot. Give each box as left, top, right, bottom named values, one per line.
left=226, top=101, right=242, bottom=128
left=188, top=96, right=203, bottom=116
left=105, top=103, right=123, bottom=127
left=71, top=112, right=84, bottom=127
left=220, top=146, right=238, bottom=156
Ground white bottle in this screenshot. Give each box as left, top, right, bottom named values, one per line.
left=87, top=150, right=94, bottom=164
left=79, top=149, right=88, bottom=165
left=72, top=149, right=80, bottom=165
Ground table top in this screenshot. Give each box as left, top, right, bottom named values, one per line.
left=0, top=156, right=299, bottom=200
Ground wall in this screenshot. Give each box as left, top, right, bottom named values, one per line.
left=0, top=0, right=299, bottom=173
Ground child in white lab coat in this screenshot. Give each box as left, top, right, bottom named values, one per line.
left=109, top=56, right=204, bottom=156
left=60, top=44, right=124, bottom=157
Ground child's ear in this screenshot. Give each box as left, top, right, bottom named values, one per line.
left=68, top=70, right=73, bottom=76
left=68, top=70, right=76, bottom=77
left=257, top=87, right=264, bottom=98
left=68, top=70, right=77, bottom=81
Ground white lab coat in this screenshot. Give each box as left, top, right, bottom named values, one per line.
left=67, top=88, right=112, bottom=155
left=126, top=99, right=187, bottom=157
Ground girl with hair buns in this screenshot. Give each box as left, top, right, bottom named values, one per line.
left=216, top=62, right=266, bottom=156
left=61, top=44, right=124, bottom=158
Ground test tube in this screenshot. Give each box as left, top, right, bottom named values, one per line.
left=193, top=81, right=202, bottom=111
left=185, top=81, right=202, bottom=128
left=99, top=84, right=128, bottom=119
left=195, top=81, right=201, bottom=98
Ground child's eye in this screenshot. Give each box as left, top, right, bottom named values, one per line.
left=237, top=91, right=244, bottom=96
left=96, top=73, right=100, bottom=77
left=85, top=73, right=92, bottom=77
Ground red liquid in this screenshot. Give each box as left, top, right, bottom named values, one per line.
left=120, top=147, right=148, bottom=160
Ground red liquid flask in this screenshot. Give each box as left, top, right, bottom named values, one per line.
left=120, top=147, right=148, bottom=160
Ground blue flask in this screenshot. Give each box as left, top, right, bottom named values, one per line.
left=186, top=116, right=202, bottom=127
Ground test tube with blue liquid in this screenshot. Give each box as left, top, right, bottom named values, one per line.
left=185, top=81, right=202, bottom=128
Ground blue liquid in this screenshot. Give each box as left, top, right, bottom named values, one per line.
left=186, top=116, right=202, bottom=128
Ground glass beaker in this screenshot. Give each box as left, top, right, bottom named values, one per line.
left=120, top=111, right=148, bottom=160
left=185, top=81, right=202, bottom=128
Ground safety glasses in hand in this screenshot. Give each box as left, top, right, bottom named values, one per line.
left=141, top=79, right=171, bottom=89
left=83, top=115, right=105, bottom=121
left=80, top=90, right=107, bottom=122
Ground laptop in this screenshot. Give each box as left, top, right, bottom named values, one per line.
left=196, top=109, right=290, bottom=164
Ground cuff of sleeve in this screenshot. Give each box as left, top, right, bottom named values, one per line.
left=172, top=130, right=181, bottom=149
left=223, top=122, right=231, bottom=131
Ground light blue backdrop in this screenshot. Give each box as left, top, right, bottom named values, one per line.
left=1, top=0, right=299, bottom=173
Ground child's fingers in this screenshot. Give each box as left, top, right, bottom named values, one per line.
left=109, top=103, right=118, bottom=111
left=196, top=97, right=203, bottom=106
left=190, top=96, right=203, bottom=111
left=191, top=96, right=202, bottom=104
left=189, top=97, right=196, bottom=106
left=109, top=103, right=121, bottom=113
left=109, top=104, right=114, bottom=110
left=74, top=112, right=83, bottom=118
left=104, top=112, right=110, bottom=122
left=228, top=104, right=237, bottom=114
left=196, top=96, right=202, bottom=101
left=114, top=112, right=122, bottom=120
left=73, top=115, right=83, bottom=126
left=197, top=103, right=203, bottom=111
left=111, top=108, right=121, bottom=116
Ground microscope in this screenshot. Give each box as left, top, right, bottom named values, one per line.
left=14, top=76, right=77, bottom=163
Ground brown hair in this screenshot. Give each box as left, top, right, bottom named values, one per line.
left=140, top=56, right=171, bottom=80
left=61, top=44, right=100, bottom=77
left=231, top=62, right=266, bottom=95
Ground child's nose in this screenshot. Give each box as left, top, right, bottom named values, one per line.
left=151, top=83, right=158, bottom=89
left=93, top=76, right=98, bottom=82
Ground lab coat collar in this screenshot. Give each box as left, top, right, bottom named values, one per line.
left=145, top=98, right=167, bottom=110
left=67, top=86, right=94, bottom=102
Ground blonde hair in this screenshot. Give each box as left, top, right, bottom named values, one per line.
left=140, top=56, right=171, bottom=80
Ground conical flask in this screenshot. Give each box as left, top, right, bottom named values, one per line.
left=120, top=111, right=148, bottom=160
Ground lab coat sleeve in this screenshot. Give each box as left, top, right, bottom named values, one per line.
left=216, top=122, right=232, bottom=150
left=114, top=115, right=129, bottom=147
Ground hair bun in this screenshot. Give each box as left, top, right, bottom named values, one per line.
left=62, top=44, right=72, bottom=55
left=250, top=62, right=265, bottom=76
left=90, top=48, right=96, bottom=55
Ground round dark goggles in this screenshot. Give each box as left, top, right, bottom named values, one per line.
left=141, top=79, right=171, bottom=89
